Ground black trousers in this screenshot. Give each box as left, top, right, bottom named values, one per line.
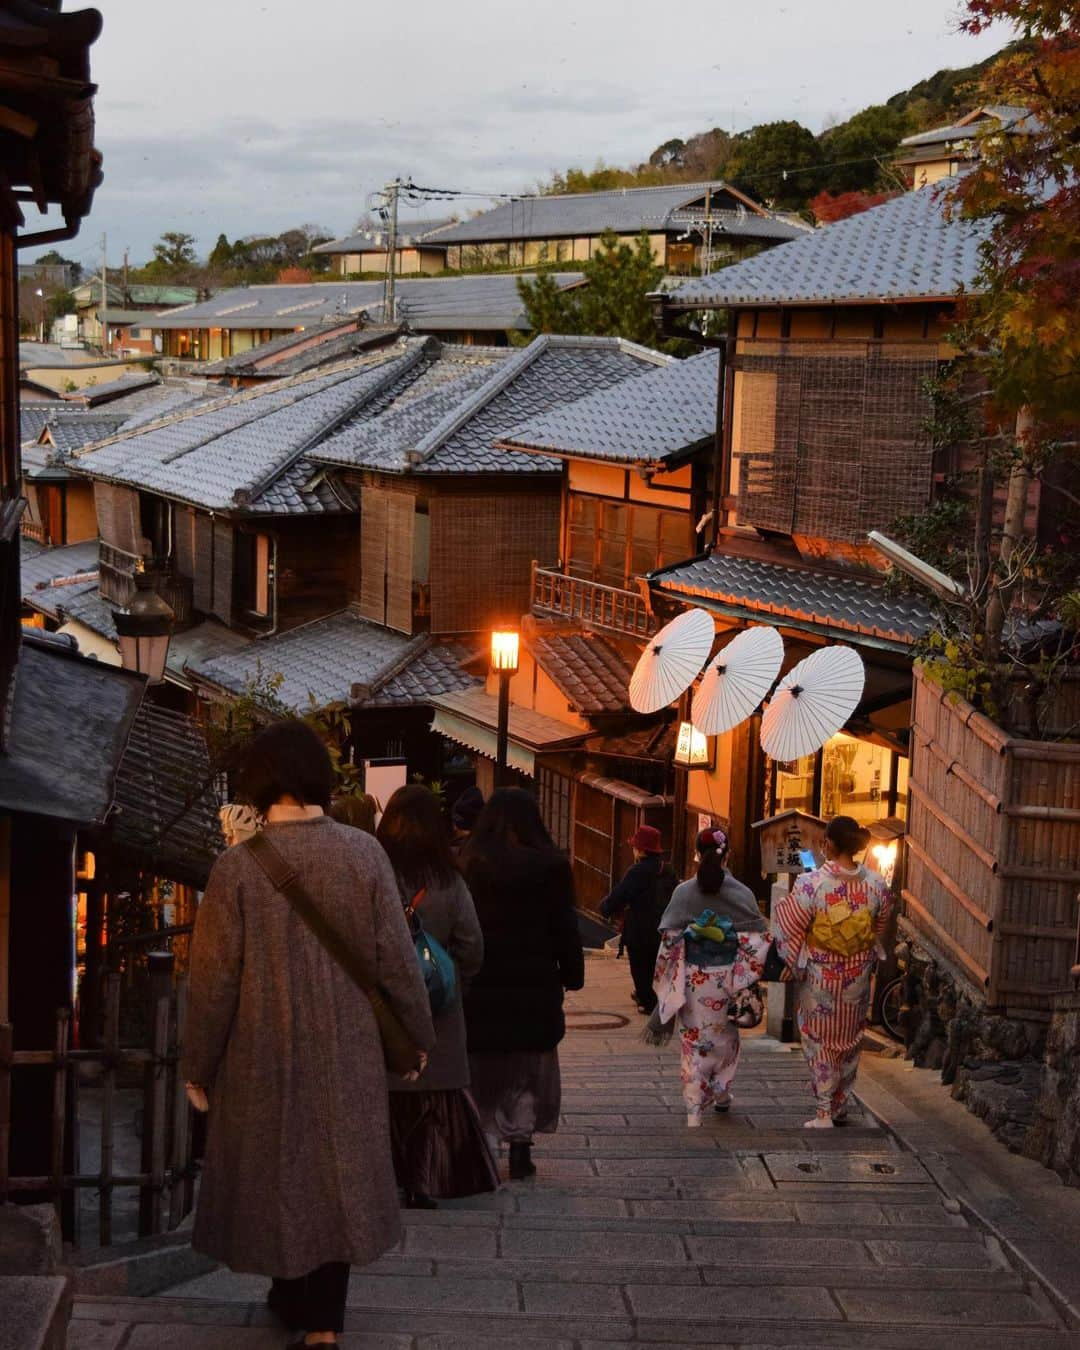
left=271, top=1260, right=350, bottom=1334
left=626, top=933, right=660, bottom=1011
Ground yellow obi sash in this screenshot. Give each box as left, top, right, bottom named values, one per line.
left=808, top=901, right=876, bottom=957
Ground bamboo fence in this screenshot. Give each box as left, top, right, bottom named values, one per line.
left=905, top=665, right=1080, bottom=1016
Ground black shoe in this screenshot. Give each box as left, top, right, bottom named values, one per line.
left=508, top=1141, right=536, bottom=1180
left=267, top=1282, right=303, bottom=1332
left=405, top=1191, right=439, bottom=1210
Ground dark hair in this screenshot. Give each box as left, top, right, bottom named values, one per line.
left=696, top=831, right=729, bottom=896
left=330, top=793, right=377, bottom=835
left=826, top=814, right=871, bottom=859
left=376, top=784, right=457, bottom=893
left=462, top=787, right=553, bottom=865
left=237, top=720, right=335, bottom=815
left=451, top=785, right=484, bottom=833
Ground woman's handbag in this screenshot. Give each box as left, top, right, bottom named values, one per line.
left=728, top=987, right=765, bottom=1029
left=403, top=887, right=458, bottom=1016
left=244, top=833, right=423, bottom=1076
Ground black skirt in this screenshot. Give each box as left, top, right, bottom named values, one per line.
left=388, top=1088, right=499, bottom=1199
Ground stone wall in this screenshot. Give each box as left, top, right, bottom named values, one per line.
left=1026, top=991, right=1080, bottom=1187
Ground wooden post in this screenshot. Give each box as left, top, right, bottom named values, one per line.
left=98, top=973, right=120, bottom=1247
left=168, top=978, right=191, bottom=1230
left=139, top=951, right=173, bottom=1237
left=51, top=1009, right=70, bottom=1223
left=0, top=1021, right=11, bottom=1204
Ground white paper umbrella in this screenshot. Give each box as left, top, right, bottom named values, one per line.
left=760, top=645, right=866, bottom=762
left=691, top=626, right=785, bottom=735
left=629, top=608, right=715, bottom=714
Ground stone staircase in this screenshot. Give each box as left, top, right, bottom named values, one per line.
left=69, top=961, right=1080, bottom=1349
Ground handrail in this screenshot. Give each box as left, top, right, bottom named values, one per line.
left=531, top=563, right=656, bottom=638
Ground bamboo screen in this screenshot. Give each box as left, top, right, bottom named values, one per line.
left=358, top=491, right=387, bottom=624
left=93, top=482, right=140, bottom=553
left=358, top=487, right=415, bottom=634
left=733, top=341, right=939, bottom=541
left=429, top=491, right=559, bottom=634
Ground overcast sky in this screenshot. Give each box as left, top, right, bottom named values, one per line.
left=33, top=0, right=1009, bottom=267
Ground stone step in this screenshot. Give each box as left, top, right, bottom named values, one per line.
left=71, top=1294, right=1079, bottom=1348
left=0, top=1275, right=70, bottom=1350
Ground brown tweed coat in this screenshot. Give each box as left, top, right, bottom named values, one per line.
left=181, top=816, right=435, bottom=1279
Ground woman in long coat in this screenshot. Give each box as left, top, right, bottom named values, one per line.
left=182, top=721, right=435, bottom=1349
left=376, top=785, right=497, bottom=1207
left=462, top=788, right=585, bottom=1181
left=772, top=814, right=893, bottom=1129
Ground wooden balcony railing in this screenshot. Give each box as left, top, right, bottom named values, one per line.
left=531, top=562, right=656, bottom=638
left=99, top=543, right=194, bottom=628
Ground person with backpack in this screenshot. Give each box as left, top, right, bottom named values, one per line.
left=649, top=827, right=771, bottom=1126
left=376, top=785, right=498, bottom=1207
left=599, top=825, right=677, bottom=1014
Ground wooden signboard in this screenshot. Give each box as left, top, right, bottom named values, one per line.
left=752, top=808, right=827, bottom=875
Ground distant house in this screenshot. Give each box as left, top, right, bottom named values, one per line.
left=200, top=319, right=401, bottom=388
left=147, top=274, right=587, bottom=361
left=312, top=219, right=456, bottom=277
left=896, top=105, right=1035, bottom=188
left=71, top=280, right=199, bottom=348
left=416, top=181, right=810, bottom=275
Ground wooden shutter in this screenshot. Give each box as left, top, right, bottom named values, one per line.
left=174, top=506, right=196, bottom=580
left=385, top=493, right=414, bottom=635
left=358, top=491, right=388, bottom=624
left=93, top=482, right=140, bottom=553
left=193, top=512, right=214, bottom=614
left=212, top=519, right=234, bottom=626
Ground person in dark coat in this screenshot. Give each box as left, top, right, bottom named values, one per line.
left=450, top=785, right=484, bottom=854
left=462, top=788, right=585, bottom=1181
left=376, top=785, right=497, bottom=1208
left=182, top=721, right=435, bottom=1350
left=599, top=825, right=677, bottom=1014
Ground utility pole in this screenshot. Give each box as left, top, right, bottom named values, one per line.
left=99, top=232, right=107, bottom=352
left=122, top=247, right=129, bottom=302
left=382, top=178, right=401, bottom=325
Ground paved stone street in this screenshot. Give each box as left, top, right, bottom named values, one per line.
left=70, top=957, right=1080, bottom=1349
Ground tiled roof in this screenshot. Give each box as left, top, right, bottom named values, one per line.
left=20, top=405, right=55, bottom=443
left=425, top=183, right=805, bottom=245
left=530, top=631, right=635, bottom=715
left=431, top=687, right=590, bottom=749
left=899, top=106, right=1034, bottom=149
left=314, top=335, right=668, bottom=476
left=19, top=537, right=99, bottom=596
left=667, top=183, right=991, bottom=308
left=61, top=372, right=161, bottom=405
left=111, top=702, right=223, bottom=887
left=654, top=549, right=934, bottom=648
left=313, top=220, right=455, bottom=254
left=145, top=274, right=585, bottom=333
left=41, top=412, right=128, bottom=454
left=499, top=350, right=717, bottom=465
left=187, top=607, right=474, bottom=712
left=201, top=324, right=400, bottom=379
left=72, top=344, right=425, bottom=513
left=0, top=637, right=141, bottom=826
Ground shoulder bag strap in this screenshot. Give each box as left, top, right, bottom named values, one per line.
left=244, top=832, right=375, bottom=997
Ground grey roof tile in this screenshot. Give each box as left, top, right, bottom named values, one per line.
left=499, top=350, right=718, bottom=465
left=655, top=550, right=934, bottom=647
left=187, top=607, right=470, bottom=712
left=313, top=219, right=455, bottom=254
left=314, top=335, right=668, bottom=476
left=530, top=631, right=635, bottom=714
left=20, top=405, right=55, bottom=443
left=72, top=344, right=425, bottom=513
left=61, top=372, right=161, bottom=405
left=19, top=537, right=99, bottom=597
left=146, top=274, right=585, bottom=333
left=427, top=182, right=806, bottom=244
left=668, top=183, right=992, bottom=308
left=42, top=412, right=128, bottom=454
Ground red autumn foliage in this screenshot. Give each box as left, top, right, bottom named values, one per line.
left=276, top=267, right=312, bottom=285
left=808, top=189, right=896, bottom=223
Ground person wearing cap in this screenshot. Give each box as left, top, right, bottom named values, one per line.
left=652, top=827, right=770, bottom=1127
left=450, top=786, right=484, bottom=856
left=599, top=825, right=678, bottom=1014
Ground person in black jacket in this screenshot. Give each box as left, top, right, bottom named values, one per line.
left=600, top=825, right=677, bottom=1014
left=461, top=788, right=585, bottom=1181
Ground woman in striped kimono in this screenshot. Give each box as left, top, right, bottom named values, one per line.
left=772, top=816, right=893, bottom=1129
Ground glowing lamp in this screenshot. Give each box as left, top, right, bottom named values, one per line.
left=490, top=629, right=520, bottom=673
left=674, top=721, right=710, bottom=769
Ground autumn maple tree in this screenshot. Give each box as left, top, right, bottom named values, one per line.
left=944, top=0, right=1079, bottom=673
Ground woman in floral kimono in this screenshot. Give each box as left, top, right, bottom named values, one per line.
left=651, top=828, right=770, bottom=1127
left=772, top=815, right=893, bottom=1129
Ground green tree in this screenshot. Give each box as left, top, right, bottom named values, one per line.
left=208, top=233, right=234, bottom=270
left=517, top=230, right=668, bottom=349
left=152, top=231, right=197, bottom=271
left=817, top=104, right=911, bottom=194
left=725, top=121, right=822, bottom=209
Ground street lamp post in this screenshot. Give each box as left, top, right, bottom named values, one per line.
left=490, top=628, right=520, bottom=788
left=111, top=570, right=175, bottom=685
left=34, top=287, right=45, bottom=343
